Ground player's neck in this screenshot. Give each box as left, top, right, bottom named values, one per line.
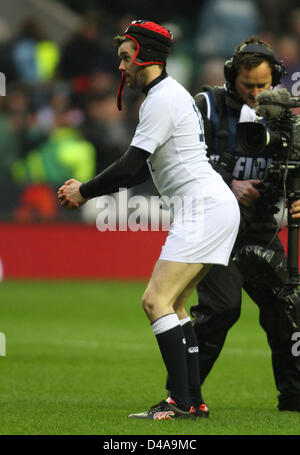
left=142, top=66, right=166, bottom=95
left=143, top=65, right=164, bottom=87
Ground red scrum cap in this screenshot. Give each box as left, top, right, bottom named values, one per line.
left=117, top=20, right=173, bottom=110
left=124, top=20, right=173, bottom=66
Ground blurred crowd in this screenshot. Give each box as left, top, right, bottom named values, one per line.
left=0, top=0, right=299, bottom=222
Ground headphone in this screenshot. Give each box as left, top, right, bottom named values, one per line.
left=224, top=42, right=286, bottom=87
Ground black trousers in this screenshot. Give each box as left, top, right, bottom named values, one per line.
left=191, top=235, right=300, bottom=410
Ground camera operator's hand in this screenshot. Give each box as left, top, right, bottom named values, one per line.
left=230, top=179, right=261, bottom=207
left=290, top=199, right=300, bottom=219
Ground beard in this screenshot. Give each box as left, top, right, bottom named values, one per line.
left=126, top=67, right=147, bottom=90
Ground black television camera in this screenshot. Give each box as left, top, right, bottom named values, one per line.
left=236, top=89, right=300, bottom=286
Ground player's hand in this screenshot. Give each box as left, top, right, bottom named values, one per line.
left=290, top=199, right=300, bottom=219
left=230, top=179, right=261, bottom=207
left=57, top=178, right=87, bottom=210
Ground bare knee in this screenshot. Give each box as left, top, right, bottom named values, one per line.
left=141, top=291, right=153, bottom=316
left=141, top=290, right=173, bottom=322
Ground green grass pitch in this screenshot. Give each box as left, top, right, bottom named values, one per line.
left=0, top=280, right=300, bottom=435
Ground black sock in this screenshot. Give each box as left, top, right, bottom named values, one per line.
left=152, top=314, right=192, bottom=411
left=181, top=319, right=203, bottom=406
left=166, top=318, right=203, bottom=407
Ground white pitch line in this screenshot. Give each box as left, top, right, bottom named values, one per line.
left=10, top=338, right=271, bottom=355
left=49, top=339, right=152, bottom=351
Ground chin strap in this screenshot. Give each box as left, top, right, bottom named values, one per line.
left=117, top=73, right=126, bottom=111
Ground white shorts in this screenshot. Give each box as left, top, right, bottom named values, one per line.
left=159, top=179, right=240, bottom=265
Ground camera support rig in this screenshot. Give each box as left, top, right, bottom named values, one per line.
left=286, top=164, right=300, bottom=286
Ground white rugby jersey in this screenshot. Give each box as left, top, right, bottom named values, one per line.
left=131, top=77, right=216, bottom=198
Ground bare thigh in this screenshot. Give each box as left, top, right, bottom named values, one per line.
left=174, top=265, right=211, bottom=320
left=142, top=260, right=211, bottom=322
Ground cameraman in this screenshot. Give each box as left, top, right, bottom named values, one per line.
left=190, top=36, right=300, bottom=412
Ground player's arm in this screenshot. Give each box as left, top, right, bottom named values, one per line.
left=58, top=146, right=151, bottom=208
left=194, top=93, right=213, bottom=152
left=80, top=145, right=150, bottom=198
